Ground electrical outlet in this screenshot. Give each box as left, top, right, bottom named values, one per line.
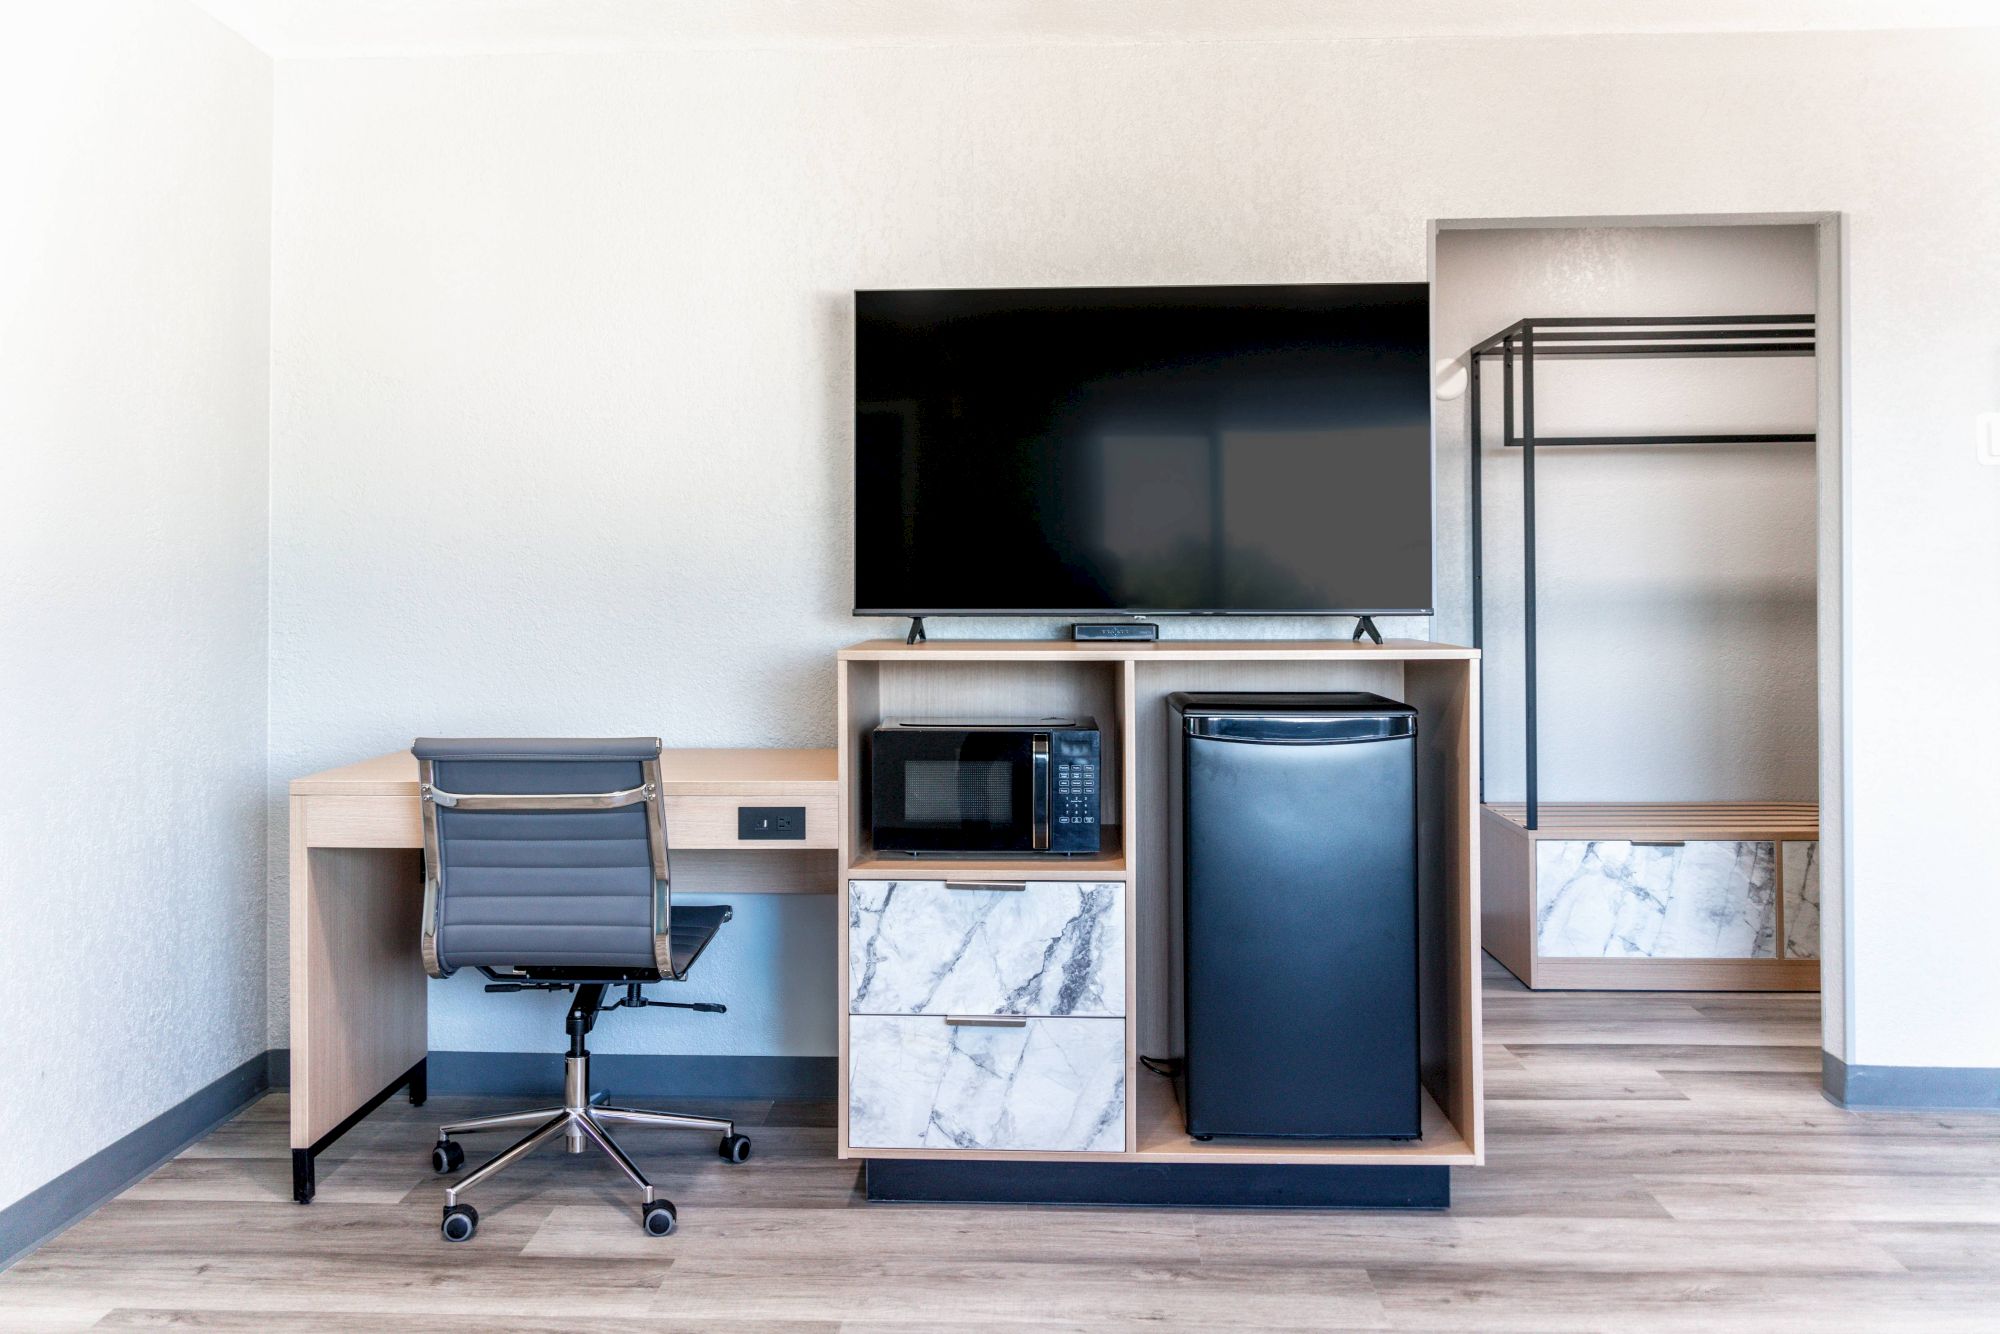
left=738, top=806, right=806, bottom=840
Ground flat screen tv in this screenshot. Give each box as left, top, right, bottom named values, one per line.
left=854, top=283, right=1432, bottom=618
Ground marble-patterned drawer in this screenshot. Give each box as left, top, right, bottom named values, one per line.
left=1537, top=840, right=1777, bottom=959
left=848, top=1014, right=1126, bottom=1152
left=1782, top=841, right=1820, bottom=960
left=848, top=880, right=1124, bottom=1018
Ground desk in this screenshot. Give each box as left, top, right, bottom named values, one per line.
left=287, top=746, right=839, bottom=1202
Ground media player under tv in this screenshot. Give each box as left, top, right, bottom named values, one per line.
left=1072, top=622, right=1160, bottom=642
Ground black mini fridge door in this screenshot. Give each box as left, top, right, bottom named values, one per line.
left=1170, top=692, right=1421, bottom=1140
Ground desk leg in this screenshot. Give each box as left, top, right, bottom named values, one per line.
left=291, top=1056, right=427, bottom=1203
left=289, top=799, right=428, bottom=1204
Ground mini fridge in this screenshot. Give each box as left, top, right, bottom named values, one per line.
left=1168, top=692, right=1421, bottom=1140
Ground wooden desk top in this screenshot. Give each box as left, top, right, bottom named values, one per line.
left=291, top=747, right=838, bottom=796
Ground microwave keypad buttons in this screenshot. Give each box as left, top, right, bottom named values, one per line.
left=1057, top=761, right=1096, bottom=825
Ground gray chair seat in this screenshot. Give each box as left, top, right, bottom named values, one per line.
left=665, top=904, right=729, bottom=977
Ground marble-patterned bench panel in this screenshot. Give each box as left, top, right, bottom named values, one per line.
left=1536, top=840, right=1776, bottom=959
left=848, top=1015, right=1126, bottom=1152
left=1782, top=840, right=1820, bottom=960
left=848, top=880, right=1124, bottom=1017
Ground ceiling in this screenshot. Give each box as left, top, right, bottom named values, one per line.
left=192, top=0, right=2000, bottom=59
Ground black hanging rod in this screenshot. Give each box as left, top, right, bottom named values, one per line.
left=1469, top=313, right=1815, bottom=356
left=1474, top=342, right=1814, bottom=360
left=1501, top=431, right=1816, bottom=448
left=1510, top=327, right=1812, bottom=340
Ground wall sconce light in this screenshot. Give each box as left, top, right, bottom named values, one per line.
left=1434, top=356, right=1468, bottom=402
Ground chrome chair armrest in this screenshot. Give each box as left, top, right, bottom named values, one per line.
left=643, top=758, right=676, bottom=978
left=421, top=874, right=451, bottom=979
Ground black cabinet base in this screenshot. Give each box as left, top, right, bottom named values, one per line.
left=863, top=1159, right=1448, bottom=1209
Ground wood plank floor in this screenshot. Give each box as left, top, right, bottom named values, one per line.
left=4, top=960, right=1998, bottom=1332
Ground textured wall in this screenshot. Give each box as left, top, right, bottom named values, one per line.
left=1434, top=225, right=1820, bottom=804
left=0, top=3, right=271, bottom=1212
left=269, top=27, right=2000, bottom=1069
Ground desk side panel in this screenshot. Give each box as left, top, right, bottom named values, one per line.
left=290, top=801, right=427, bottom=1150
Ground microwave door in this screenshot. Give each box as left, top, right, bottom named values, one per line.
left=876, top=730, right=1037, bottom=853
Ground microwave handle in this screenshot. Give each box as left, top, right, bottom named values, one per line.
left=1031, top=733, right=1050, bottom=852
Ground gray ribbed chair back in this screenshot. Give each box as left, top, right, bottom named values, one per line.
left=413, top=737, right=666, bottom=976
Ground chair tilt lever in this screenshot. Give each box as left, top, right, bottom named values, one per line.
left=605, top=982, right=726, bottom=1015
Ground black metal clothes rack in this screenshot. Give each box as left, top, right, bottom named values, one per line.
left=1466, top=315, right=1818, bottom=829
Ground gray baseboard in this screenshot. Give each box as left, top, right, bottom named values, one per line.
left=0, top=1051, right=269, bottom=1272
left=1825, top=1052, right=2000, bottom=1110
left=423, top=1051, right=836, bottom=1099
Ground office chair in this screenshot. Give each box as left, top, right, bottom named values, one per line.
left=412, top=737, right=752, bottom=1242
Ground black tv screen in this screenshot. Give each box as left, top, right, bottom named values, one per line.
left=854, top=283, right=1432, bottom=617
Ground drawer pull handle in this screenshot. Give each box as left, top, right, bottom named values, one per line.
left=943, top=1016, right=1028, bottom=1028
left=944, top=880, right=1027, bottom=892
left=1631, top=840, right=1687, bottom=848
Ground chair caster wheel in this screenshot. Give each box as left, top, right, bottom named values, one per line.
left=719, top=1133, right=752, bottom=1164
left=431, top=1140, right=465, bottom=1174
left=642, top=1201, right=678, bottom=1236
left=440, top=1203, right=478, bottom=1242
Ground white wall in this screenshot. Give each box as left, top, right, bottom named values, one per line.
left=0, top=3, right=271, bottom=1212
left=1434, top=225, right=1820, bottom=805
left=268, top=25, right=2000, bottom=1070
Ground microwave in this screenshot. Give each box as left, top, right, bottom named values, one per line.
left=869, top=719, right=1101, bottom=855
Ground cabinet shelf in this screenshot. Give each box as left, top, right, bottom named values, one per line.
left=1131, top=1075, right=1476, bottom=1166
left=1484, top=800, right=1817, bottom=840
left=847, top=826, right=1127, bottom=880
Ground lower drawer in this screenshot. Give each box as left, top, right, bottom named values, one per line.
left=848, top=1015, right=1125, bottom=1152
left=1537, top=839, right=1777, bottom=958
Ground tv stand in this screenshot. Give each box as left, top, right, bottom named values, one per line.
left=904, top=616, right=928, bottom=645
left=834, top=637, right=1484, bottom=1199
left=1350, top=615, right=1384, bottom=645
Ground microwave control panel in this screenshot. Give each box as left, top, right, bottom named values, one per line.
left=1049, top=728, right=1102, bottom=853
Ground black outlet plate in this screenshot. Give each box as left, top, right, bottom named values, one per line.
left=738, top=806, right=806, bottom=840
